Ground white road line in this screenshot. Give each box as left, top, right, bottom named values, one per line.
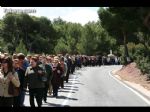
left=61, top=75, right=77, bottom=106
left=108, top=71, right=150, bottom=106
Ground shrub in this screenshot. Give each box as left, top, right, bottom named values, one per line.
left=136, top=56, right=150, bottom=79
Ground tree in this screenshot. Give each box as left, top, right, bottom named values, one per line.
left=53, top=20, right=83, bottom=54
left=16, top=39, right=28, bottom=55
left=98, top=7, right=141, bottom=64
left=2, top=13, right=19, bottom=54
left=1, top=13, right=58, bottom=54
left=77, top=21, right=116, bottom=55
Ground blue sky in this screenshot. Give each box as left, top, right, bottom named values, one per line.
left=0, top=7, right=100, bottom=25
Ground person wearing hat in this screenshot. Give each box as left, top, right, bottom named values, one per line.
left=51, top=57, right=63, bottom=97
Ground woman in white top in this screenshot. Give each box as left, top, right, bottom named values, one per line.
left=0, top=56, right=20, bottom=107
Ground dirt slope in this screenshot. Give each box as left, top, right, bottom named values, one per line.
left=115, top=62, right=150, bottom=90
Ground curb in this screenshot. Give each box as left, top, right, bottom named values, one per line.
left=110, top=71, right=150, bottom=105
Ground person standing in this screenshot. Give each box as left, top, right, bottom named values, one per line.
left=70, top=56, right=75, bottom=74
left=39, top=56, right=53, bottom=103
left=23, top=57, right=45, bottom=107
left=0, top=56, right=20, bottom=107
left=46, top=56, right=53, bottom=95
left=51, top=57, right=63, bottom=97
left=13, top=59, right=25, bottom=107
left=65, top=55, right=72, bottom=83
left=60, top=57, right=67, bottom=89
left=13, top=53, right=29, bottom=107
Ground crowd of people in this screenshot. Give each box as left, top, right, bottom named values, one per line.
left=0, top=52, right=121, bottom=107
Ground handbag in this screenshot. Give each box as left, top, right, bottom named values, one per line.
left=8, top=81, right=20, bottom=96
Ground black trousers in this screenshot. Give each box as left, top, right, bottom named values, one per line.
left=13, top=90, right=26, bottom=107
left=52, top=85, right=59, bottom=97
left=0, top=96, right=14, bottom=107
left=43, top=83, right=49, bottom=102
left=66, top=69, right=70, bottom=83
left=71, top=65, right=75, bottom=74
left=60, top=77, right=64, bottom=88
left=29, top=88, right=44, bottom=107
left=13, top=96, right=19, bottom=107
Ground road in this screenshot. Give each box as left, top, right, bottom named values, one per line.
left=24, top=65, right=150, bottom=107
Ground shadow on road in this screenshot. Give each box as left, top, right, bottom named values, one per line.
left=56, top=95, right=78, bottom=101
left=68, top=80, right=80, bottom=82
left=42, top=102, right=70, bottom=107
left=58, top=90, right=76, bottom=93
left=74, top=82, right=84, bottom=85
left=63, top=87, right=79, bottom=91
left=64, top=85, right=79, bottom=88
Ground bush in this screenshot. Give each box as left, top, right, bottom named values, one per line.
left=136, top=56, right=150, bottom=79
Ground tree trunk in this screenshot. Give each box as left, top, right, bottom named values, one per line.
left=144, top=12, right=150, bottom=30
left=123, top=30, right=129, bottom=65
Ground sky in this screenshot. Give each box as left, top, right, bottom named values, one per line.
left=0, top=7, right=100, bottom=25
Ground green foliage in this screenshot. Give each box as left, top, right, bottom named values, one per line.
left=0, top=38, right=7, bottom=53
left=15, top=39, right=28, bottom=55
left=136, top=56, right=150, bottom=78
left=54, top=37, right=70, bottom=54
left=1, top=13, right=58, bottom=54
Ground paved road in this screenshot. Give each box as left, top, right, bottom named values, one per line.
left=24, top=65, right=150, bottom=107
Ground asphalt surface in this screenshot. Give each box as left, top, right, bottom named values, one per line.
left=24, top=65, right=150, bottom=107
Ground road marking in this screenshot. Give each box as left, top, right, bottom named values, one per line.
left=109, top=71, right=150, bottom=106
left=61, top=74, right=77, bottom=106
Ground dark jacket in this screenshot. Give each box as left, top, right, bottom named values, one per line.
left=15, top=68, right=25, bottom=90
left=51, top=63, right=63, bottom=87
left=24, top=66, right=45, bottom=89
left=39, top=63, right=53, bottom=85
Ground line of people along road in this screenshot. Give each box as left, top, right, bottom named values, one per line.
left=0, top=53, right=121, bottom=107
